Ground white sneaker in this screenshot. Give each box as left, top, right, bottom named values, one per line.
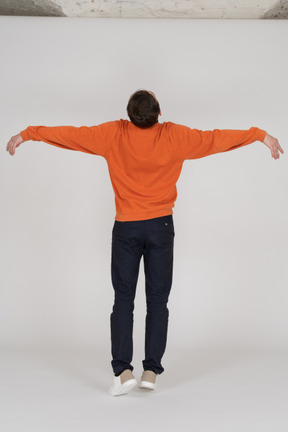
left=108, top=369, right=137, bottom=396
left=138, top=370, right=157, bottom=390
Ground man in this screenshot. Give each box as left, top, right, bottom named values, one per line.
left=6, top=89, right=284, bottom=397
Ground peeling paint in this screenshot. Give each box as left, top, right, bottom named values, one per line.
left=0, top=0, right=66, bottom=17
left=262, top=0, right=288, bottom=18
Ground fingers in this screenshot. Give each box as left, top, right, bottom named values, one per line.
left=270, top=138, right=284, bottom=160
left=263, top=134, right=284, bottom=159
left=6, top=135, right=20, bottom=156
left=6, top=138, right=15, bottom=156
left=9, top=140, right=16, bottom=156
left=271, top=143, right=283, bottom=159
left=271, top=144, right=278, bottom=159
left=6, top=138, right=12, bottom=155
left=278, top=142, right=284, bottom=154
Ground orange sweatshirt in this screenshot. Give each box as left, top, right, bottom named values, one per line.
left=20, top=119, right=266, bottom=221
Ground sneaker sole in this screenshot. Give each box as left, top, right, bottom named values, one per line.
left=108, top=379, right=137, bottom=396
left=138, top=381, right=156, bottom=390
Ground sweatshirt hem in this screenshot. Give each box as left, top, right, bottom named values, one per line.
left=115, top=208, right=173, bottom=222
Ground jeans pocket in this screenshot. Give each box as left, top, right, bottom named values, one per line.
left=152, top=216, right=175, bottom=236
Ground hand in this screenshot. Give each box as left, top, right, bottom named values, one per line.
left=6, top=133, right=24, bottom=156
left=263, top=133, right=284, bottom=160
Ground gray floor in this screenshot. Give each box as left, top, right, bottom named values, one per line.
left=1, top=345, right=288, bottom=432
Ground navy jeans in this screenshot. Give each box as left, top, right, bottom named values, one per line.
left=110, top=214, right=175, bottom=377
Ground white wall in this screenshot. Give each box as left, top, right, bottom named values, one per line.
left=0, top=16, right=287, bottom=355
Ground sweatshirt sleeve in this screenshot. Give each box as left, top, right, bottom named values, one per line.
left=20, top=120, right=119, bottom=157
left=168, top=123, right=267, bottom=160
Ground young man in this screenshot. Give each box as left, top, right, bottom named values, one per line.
left=6, top=89, right=283, bottom=397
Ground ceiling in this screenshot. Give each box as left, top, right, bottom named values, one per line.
left=1, top=0, right=288, bottom=19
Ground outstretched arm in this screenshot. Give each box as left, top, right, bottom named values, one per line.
left=6, top=121, right=119, bottom=157
left=169, top=123, right=284, bottom=160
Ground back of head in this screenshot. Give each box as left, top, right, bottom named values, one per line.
left=126, top=90, right=161, bottom=129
